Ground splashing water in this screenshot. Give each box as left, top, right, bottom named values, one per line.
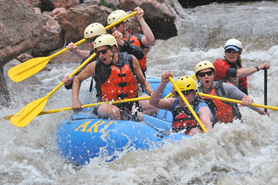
left=1, top=1, right=278, bottom=184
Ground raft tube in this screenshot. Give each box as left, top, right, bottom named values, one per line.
left=56, top=78, right=189, bottom=166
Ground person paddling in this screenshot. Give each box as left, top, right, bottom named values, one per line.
left=213, top=39, right=270, bottom=95
left=107, top=7, right=158, bottom=118
left=107, top=7, right=155, bottom=77
left=63, top=19, right=145, bottom=91
left=195, top=60, right=269, bottom=124
left=62, top=23, right=106, bottom=92
left=71, top=34, right=153, bottom=120
left=150, top=71, right=213, bottom=136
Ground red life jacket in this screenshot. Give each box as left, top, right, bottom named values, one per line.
left=123, top=35, right=147, bottom=72
left=172, top=112, right=198, bottom=135
left=214, top=58, right=248, bottom=94
left=172, top=98, right=200, bottom=135
left=101, top=64, right=138, bottom=102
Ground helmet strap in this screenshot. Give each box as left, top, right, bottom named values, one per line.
left=111, top=46, right=117, bottom=64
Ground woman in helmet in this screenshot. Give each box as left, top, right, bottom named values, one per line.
left=195, top=61, right=268, bottom=124
left=213, top=38, right=270, bottom=95
left=71, top=34, right=153, bottom=120
left=107, top=7, right=155, bottom=76
left=149, top=71, right=213, bottom=136
left=62, top=23, right=106, bottom=91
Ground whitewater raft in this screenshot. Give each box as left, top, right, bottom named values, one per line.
left=56, top=78, right=190, bottom=166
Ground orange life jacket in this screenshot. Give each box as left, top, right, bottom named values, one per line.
left=101, top=64, right=138, bottom=102
left=124, top=35, right=147, bottom=72
left=200, top=81, right=242, bottom=123
left=95, top=53, right=138, bottom=102
left=209, top=89, right=234, bottom=123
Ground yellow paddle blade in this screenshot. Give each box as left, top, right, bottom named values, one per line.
left=8, top=57, right=51, bottom=82
left=10, top=97, right=47, bottom=127
left=8, top=12, right=137, bottom=82
left=9, top=52, right=96, bottom=127
left=4, top=108, right=63, bottom=120
left=169, top=77, right=207, bottom=133
left=9, top=39, right=87, bottom=82
left=6, top=96, right=150, bottom=121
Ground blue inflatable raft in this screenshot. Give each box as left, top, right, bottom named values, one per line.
left=56, top=78, right=190, bottom=166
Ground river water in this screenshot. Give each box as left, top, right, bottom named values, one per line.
left=1, top=1, right=278, bottom=184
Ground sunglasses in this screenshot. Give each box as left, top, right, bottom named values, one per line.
left=96, top=48, right=110, bottom=56
left=225, top=49, right=238, bottom=53
left=112, top=23, right=122, bottom=29
left=180, top=90, right=193, bottom=96
left=198, top=71, right=213, bottom=77
left=86, top=37, right=96, bottom=43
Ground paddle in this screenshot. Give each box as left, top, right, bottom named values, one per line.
left=8, top=39, right=86, bottom=82
left=169, top=76, right=207, bottom=133
left=8, top=11, right=137, bottom=82
left=163, top=91, right=278, bottom=111
left=5, top=96, right=150, bottom=121
left=10, top=53, right=96, bottom=127
left=9, top=12, right=137, bottom=128
left=163, top=74, right=196, bottom=99
left=197, top=92, right=278, bottom=111
left=264, top=68, right=267, bottom=113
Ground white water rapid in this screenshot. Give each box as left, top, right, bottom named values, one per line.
left=1, top=1, right=278, bottom=184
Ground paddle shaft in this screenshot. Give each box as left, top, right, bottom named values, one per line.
left=163, top=74, right=196, bottom=99
left=36, top=11, right=136, bottom=59
left=5, top=96, right=150, bottom=120
left=41, top=52, right=96, bottom=101
left=264, top=68, right=267, bottom=112
left=198, top=92, right=278, bottom=111
left=164, top=91, right=278, bottom=111
left=47, top=11, right=136, bottom=57
left=169, top=77, right=207, bottom=133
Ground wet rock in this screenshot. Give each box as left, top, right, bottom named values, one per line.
left=53, top=4, right=111, bottom=42
left=31, top=11, right=64, bottom=57
left=119, top=0, right=180, bottom=39
left=0, top=0, right=42, bottom=65
left=0, top=0, right=44, bottom=106
left=43, top=0, right=79, bottom=9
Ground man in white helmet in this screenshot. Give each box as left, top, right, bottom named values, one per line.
left=213, top=38, right=270, bottom=95
left=62, top=23, right=106, bottom=92
left=71, top=34, right=154, bottom=120
left=195, top=60, right=269, bottom=124
left=107, top=7, right=155, bottom=77
left=63, top=19, right=146, bottom=91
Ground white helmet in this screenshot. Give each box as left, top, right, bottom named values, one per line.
left=94, top=34, right=118, bottom=50
left=84, top=23, right=106, bottom=39
left=107, top=10, right=129, bottom=25
left=224, top=39, right=242, bottom=52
